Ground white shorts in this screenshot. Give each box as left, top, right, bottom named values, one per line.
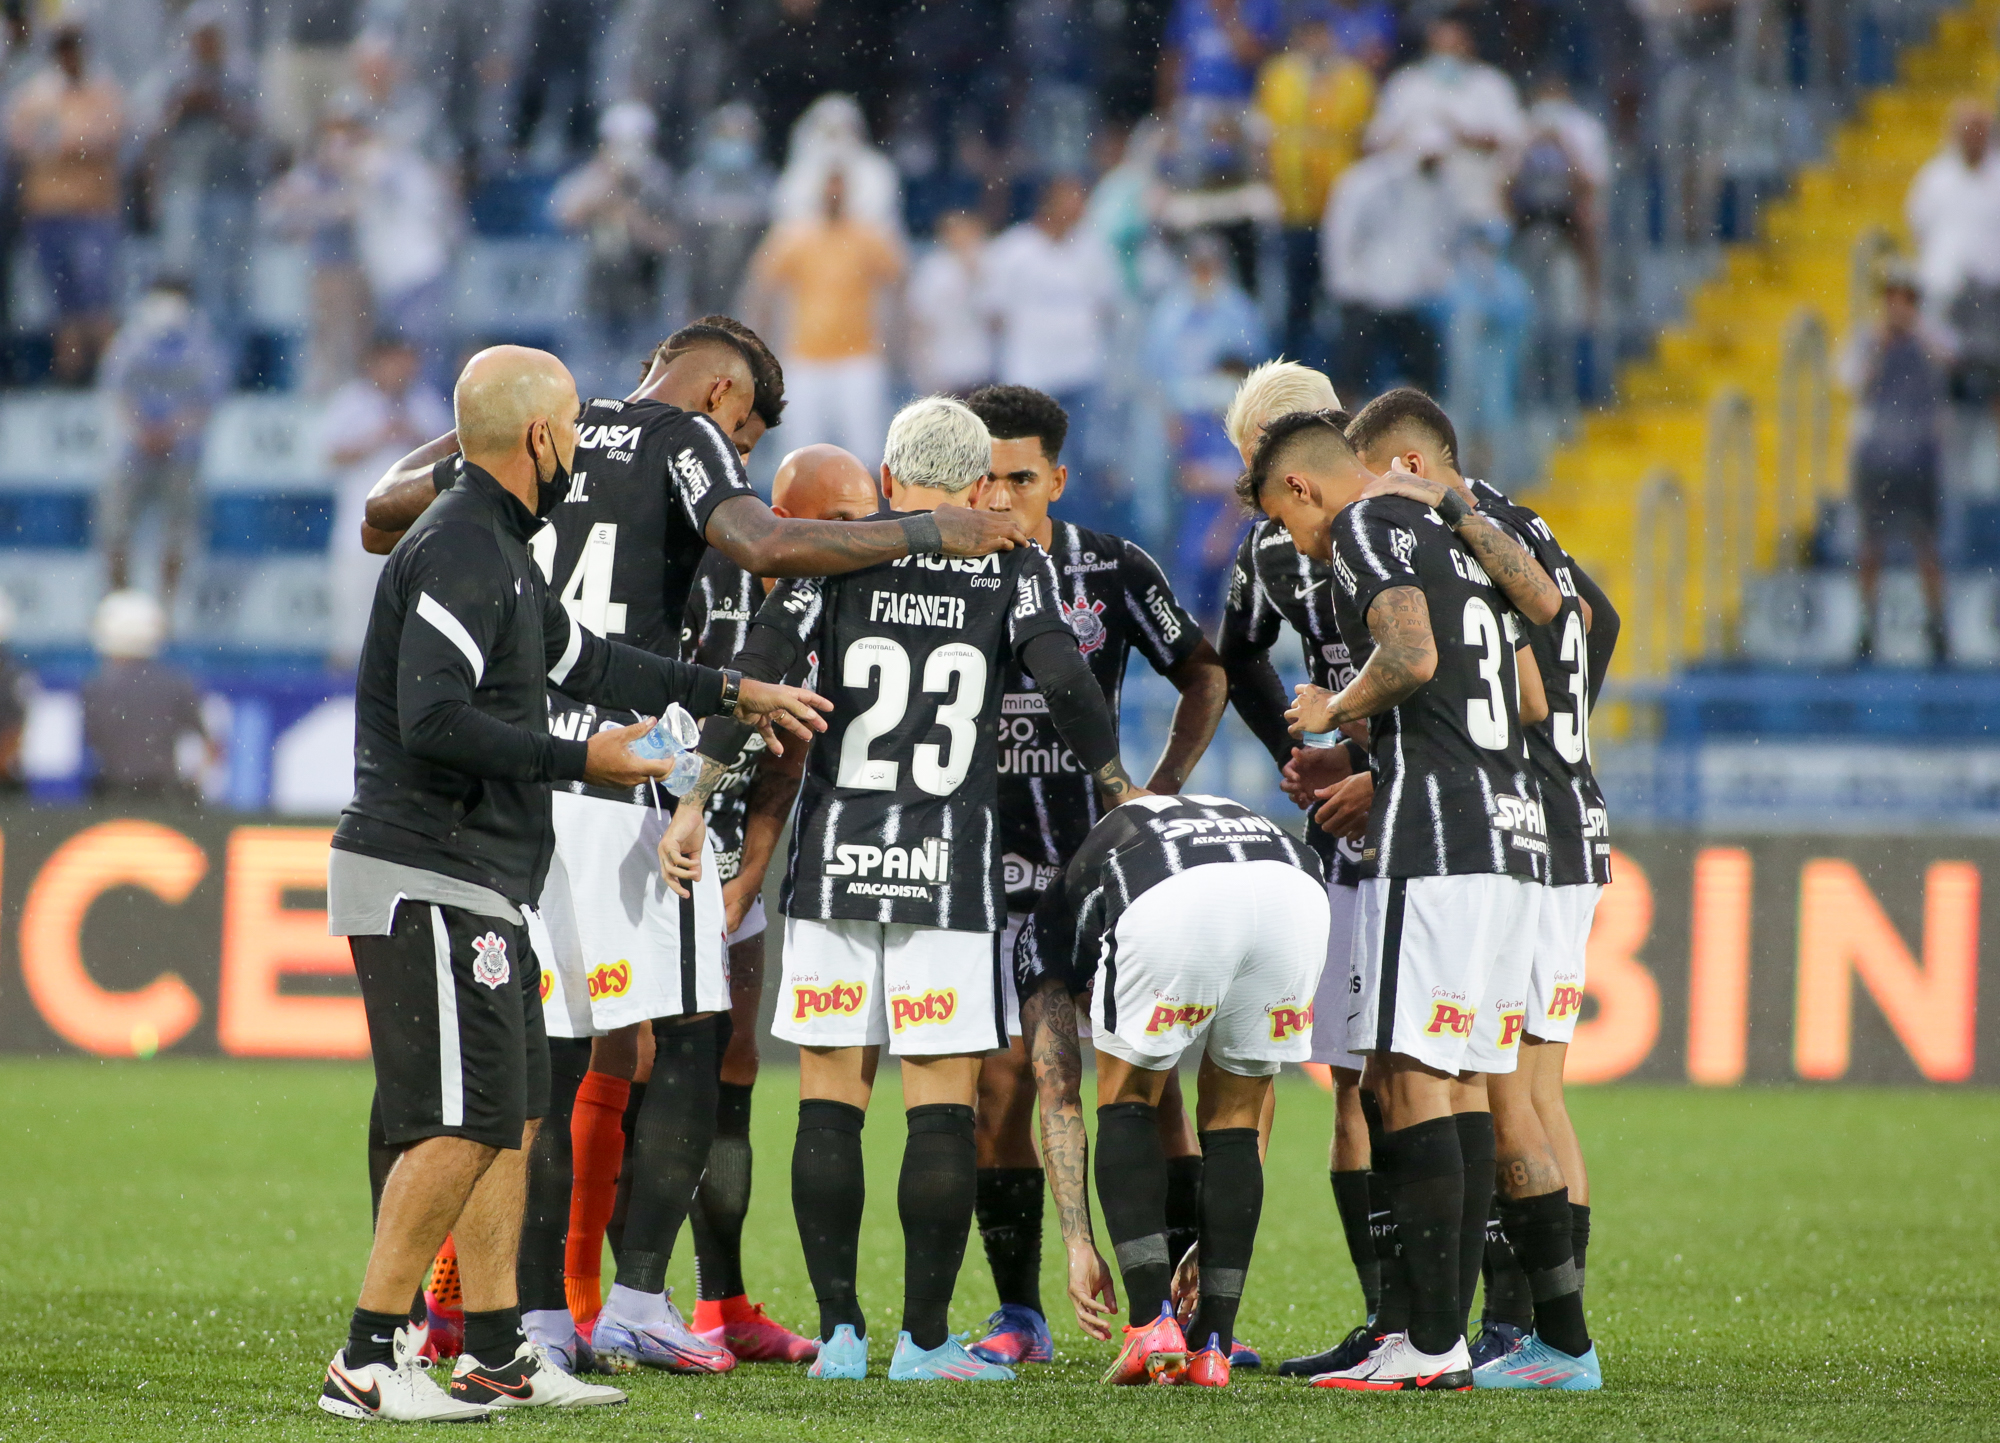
left=1091, top=861, right=1329, bottom=1079
left=1527, top=882, right=1598, bottom=1044
left=538, top=791, right=728, bottom=1037
left=772, top=917, right=1007, bottom=1057
left=1308, top=880, right=1366, bottom=1070
left=726, top=893, right=768, bottom=949
left=1347, top=874, right=1540, bottom=1076
left=1000, top=908, right=1093, bottom=1041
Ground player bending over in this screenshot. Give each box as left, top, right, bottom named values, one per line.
left=1016, top=793, right=1330, bottom=1388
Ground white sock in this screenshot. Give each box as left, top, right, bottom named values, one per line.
left=603, top=1283, right=667, bottom=1327
left=521, top=1309, right=573, bottom=1345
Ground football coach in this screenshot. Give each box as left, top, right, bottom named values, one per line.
left=318, top=345, right=828, bottom=1421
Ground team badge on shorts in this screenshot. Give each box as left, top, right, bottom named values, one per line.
left=471, top=933, right=511, bottom=989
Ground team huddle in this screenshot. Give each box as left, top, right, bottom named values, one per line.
left=318, top=312, right=1613, bottom=1421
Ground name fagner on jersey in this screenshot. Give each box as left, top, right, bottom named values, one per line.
left=749, top=535, right=1074, bottom=930
left=1327, top=495, right=1546, bottom=880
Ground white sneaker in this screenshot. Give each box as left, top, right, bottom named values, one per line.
left=319, top=1323, right=491, bottom=1422
left=1309, top=1331, right=1472, bottom=1391
left=449, top=1341, right=627, bottom=1408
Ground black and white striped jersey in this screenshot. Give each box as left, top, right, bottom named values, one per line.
left=1016, top=794, right=1324, bottom=1000
left=760, top=530, right=1075, bottom=931
left=997, top=521, right=1202, bottom=910
left=1219, top=515, right=1364, bottom=885
left=536, top=397, right=756, bottom=804
left=1328, top=495, right=1545, bottom=881
left=680, top=549, right=773, bottom=883
left=1471, top=480, right=1611, bottom=887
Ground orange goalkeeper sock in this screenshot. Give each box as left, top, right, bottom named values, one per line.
left=565, top=1070, right=631, bottom=1325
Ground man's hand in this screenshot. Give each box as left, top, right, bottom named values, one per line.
left=1170, top=1240, right=1200, bottom=1327
left=1065, top=1238, right=1119, bottom=1342
left=1286, top=683, right=1339, bottom=737
left=658, top=794, right=708, bottom=898
left=1280, top=744, right=1352, bottom=808
left=733, top=679, right=831, bottom=755
left=721, top=874, right=759, bottom=935
left=1315, top=770, right=1374, bottom=841
left=933, top=506, right=1030, bottom=556
left=582, top=718, right=678, bottom=789
left=1361, top=458, right=1447, bottom=508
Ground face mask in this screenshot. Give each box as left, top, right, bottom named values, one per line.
left=533, top=437, right=571, bottom=517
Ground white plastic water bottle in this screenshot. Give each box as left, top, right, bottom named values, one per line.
left=627, top=704, right=703, bottom=796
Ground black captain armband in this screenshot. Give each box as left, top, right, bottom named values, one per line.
left=899, top=513, right=943, bottom=556
left=1435, top=487, right=1471, bottom=528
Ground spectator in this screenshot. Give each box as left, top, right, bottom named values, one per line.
left=1841, top=267, right=1954, bottom=666
left=601, top=0, right=730, bottom=161
left=349, top=116, right=459, bottom=392
left=905, top=210, right=992, bottom=395
left=263, top=0, right=362, bottom=157
left=1443, top=219, right=1532, bottom=486
left=97, top=277, right=230, bottom=607
left=771, top=92, right=903, bottom=231
left=980, top=175, right=1120, bottom=526
left=82, top=589, right=212, bottom=803
left=1158, top=0, right=1284, bottom=113
left=680, top=102, right=775, bottom=317
left=1512, top=70, right=1611, bottom=408
left=505, top=0, right=615, bottom=159
left=6, top=22, right=125, bottom=385
left=742, top=2, right=894, bottom=175
left=553, top=101, right=677, bottom=384
left=1324, top=0, right=1396, bottom=75
left=1364, top=12, right=1526, bottom=224
left=1323, top=122, right=1460, bottom=398
left=744, top=167, right=904, bottom=467
left=1252, top=9, right=1374, bottom=361
left=264, top=109, right=370, bottom=395
left=322, top=333, right=451, bottom=668
left=0, top=591, right=32, bottom=793
left=1008, top=0, right=1098, bottom=177
left=137, top=5, right=260, bottom=358
left=1906, top=100, right=2000, bottom=411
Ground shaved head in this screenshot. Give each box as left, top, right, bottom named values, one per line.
left=772, top=443, right=879, bottom=522
left=454, top=345, right=578, bottom=458
left=646, top=336, right=758, bottom=442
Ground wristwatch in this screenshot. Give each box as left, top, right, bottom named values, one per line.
left=718, top=667, right=743, bottom=715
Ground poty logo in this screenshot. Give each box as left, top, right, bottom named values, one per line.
left=1498, top=1010, right=1526, bottom=1048
left=1144, top=1002, right=1217, bottom=1036
left=1425, top=1001, right=1475, bottom=1037
left=587, top=961, right=631, bottom=1000
left=1268, top=1002, right=1314, bottom=1041
left=890, top=989, right=958, bottom=1030
left=471, top=933, right=510, bottom=990
left=793, top=981, right=867, bottom=1021
left=1546, top=984, right=1585, bottom=1020
left=538, top=969, right=552, bottom=1003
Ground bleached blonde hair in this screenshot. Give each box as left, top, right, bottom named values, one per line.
left=883, top=395, right=991, bottom=494
left=1224, top=359, right=1341, bottom=466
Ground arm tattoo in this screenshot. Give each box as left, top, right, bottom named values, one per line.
left=1456, top=515, right=1560, bottom=623
left=683, top=753, right=733, bottom=807
left=1023, top=982, right=1095, bottom=1246
left=1093, top=758, right=1140, bottom=803
left=1319, top=586, right=1436, bottom=726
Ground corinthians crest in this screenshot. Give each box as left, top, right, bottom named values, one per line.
left=471, top=933, right=511, bottom=989
left=1061, top=598, right=1108, bottom=654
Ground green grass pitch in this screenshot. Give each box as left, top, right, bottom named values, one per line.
left=1, top=1060, right=1994, bottom=1441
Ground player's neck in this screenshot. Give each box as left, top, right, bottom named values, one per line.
left=1032, top=516, right=1054, bottom=550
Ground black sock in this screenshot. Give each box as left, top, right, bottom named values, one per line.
left=975, top=1167, right=1046, bottom=1314
left=611, top=1020, right=719, bottom=1295
left=899, top=1103, right=977, bottom=1350
left=1501, top=1188, right=1591, bottom=1358
left=462, top=1307, right=524, bottom=1369
left=1481, top=1206, right=1534, bottom=1330
left=1363, top=1093, right=1407, bottom=1334
left=1453, top=1112, right=1496, bottom=1342
left=605, top=1079, right=645, bottom=1261
left=793, top=1099, right=867, bottom=1340
left=1187, top=1128, right=1261, bottom=1356
left=1331, top=1169, right=1380, bottom=1317
left=1571, top=1202, right=1592, bottom=1296
left=1094, top=1101, right=1171, bottom=1326
left=1164, top=1154, right=1204, bottom=1272
left=692, top=1081, right=755, bottom=1301
left=520, top=1038, right=588, bottom=1313
left=1385, top=1117, right=1465, bottom=1357
left=345, top=1306, right=406, bottom=1370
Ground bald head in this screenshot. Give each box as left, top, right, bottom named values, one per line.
left=455, top=345, right=578, bottom=459
left=772, top=444, right=879, bottom=522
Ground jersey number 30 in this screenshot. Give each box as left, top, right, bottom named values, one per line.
left=837, top=638, right=988, bottom=796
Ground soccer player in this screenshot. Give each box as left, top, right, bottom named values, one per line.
left=321, top=346, right=825, bottom=1421
left=660, top=396, right=1145, bottom=1383
left=1347, top=389, right=1610, bottom=1388
left=1239, top=409, right=1553, bottom=1391
left=676, top=443, right=882, bottom=1363
left=960, top=383, right=1227, bottom=1367
left=1014, top=793, right=1330, bottom=1388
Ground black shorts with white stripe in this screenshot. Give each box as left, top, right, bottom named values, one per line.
left=351, top=902, right=551, bottom=1151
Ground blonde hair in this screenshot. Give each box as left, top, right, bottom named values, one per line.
left=1225, top=359, right=1341, bottom=465
left=883, top=395, right=991, bottom=494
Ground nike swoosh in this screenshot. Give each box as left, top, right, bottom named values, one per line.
left=459, top=1373, right=537, bottom=1400
left=1413, top=1368, right=1449, bottom=1386
left=1295, top=580, right=1326, bottom=598
left=329, top=1367, right=381, bottom=1412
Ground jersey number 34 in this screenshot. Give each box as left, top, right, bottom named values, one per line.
left=837, top=637, right=988, bottom=797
